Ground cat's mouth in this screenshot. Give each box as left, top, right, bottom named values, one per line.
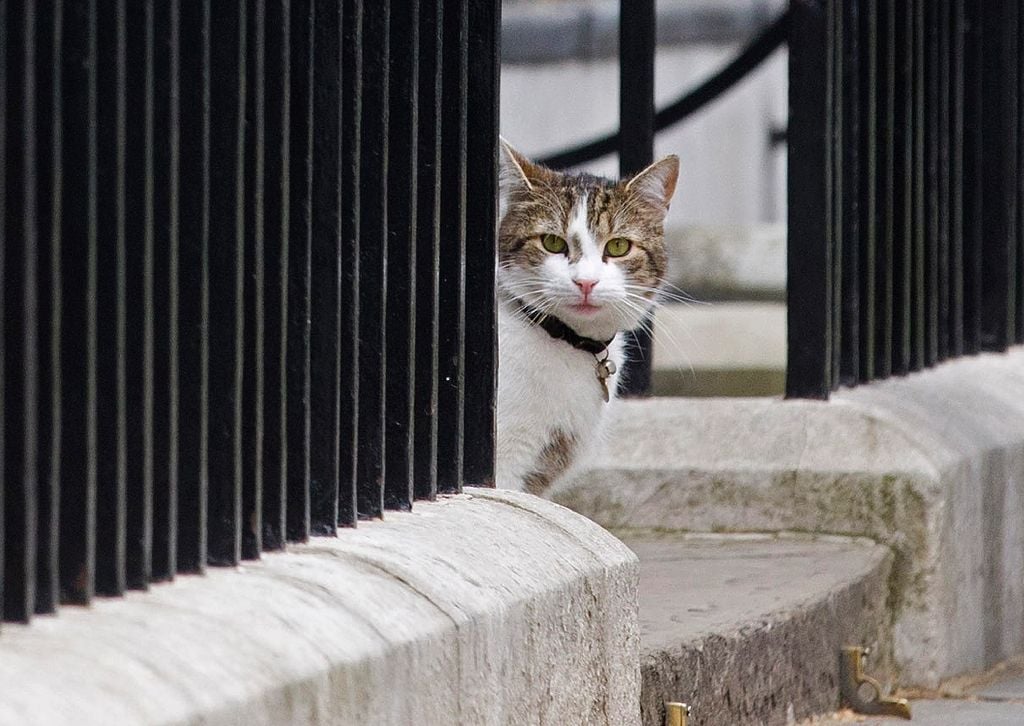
left=569, top=302, right=603, bottom=315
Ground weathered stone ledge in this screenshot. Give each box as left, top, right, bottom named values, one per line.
left=551, top=347, right=1024, bottom=686
left=0, top=489, right=640, bottom=726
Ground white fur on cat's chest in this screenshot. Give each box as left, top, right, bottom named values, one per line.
left=495, top=302, right=624, bottom=491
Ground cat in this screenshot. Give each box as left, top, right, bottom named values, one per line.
left=495, top=139, right=679, bottom=493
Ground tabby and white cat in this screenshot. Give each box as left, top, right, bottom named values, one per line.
left=495, top=139, right=679, bottom=492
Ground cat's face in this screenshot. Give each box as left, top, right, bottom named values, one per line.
left=497, top=140, right=678, bottom=341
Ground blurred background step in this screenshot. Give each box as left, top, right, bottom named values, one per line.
left=619, top=532, right=894, bottom=726
left=651, top=301, right=786, bottom=396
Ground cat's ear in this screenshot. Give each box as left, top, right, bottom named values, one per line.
left=624, top=154, right=679, bottom=212
left=498, top=137, right=553, bottom=193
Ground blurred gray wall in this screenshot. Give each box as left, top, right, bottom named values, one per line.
left=500, top=0, right=788, bottom=229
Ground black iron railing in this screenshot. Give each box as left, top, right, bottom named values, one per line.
left=1, top=0, right=499, bottom=625
left=787, top=0, right=1024, bottom=398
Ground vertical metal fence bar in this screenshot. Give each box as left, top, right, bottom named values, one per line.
left=33, top=0, right=62, bottom=613
left=358, top=1, right=390, bottom=513
left=0, top=0, right=5, bottom=622
left=909, top=0, right=925, bottom=371
left=384, top=0, right=418, bottom=508
left=260, top=0, right=289, bottom=550
left=829, top=0, right=843, bottom=388
left=935, top=0, right=951, bottom=361
left=414, top=0, right=442, bottom=500
left=922, top=0, right=939, bottom=367
left=242, top=0, right=265, bottom=558
left=23, top=0, right=41, bottom=615
left=285, top=0, right=312, bottom=541
left=93, top=0, right=127, bottom=596
left=339, top=0, right=361, bottom=525
left=151, top=0, right=178, bottom=579
left=1011, top=0, right=1021, bottom=346
left=786, top=0, right=831, bottom=399
left=618, top=0, right=656, bottom=396
left=839, top=0, right=860, bottom=386
left=872, top=0, right=894, bottom=379
left=980, top=0, right=1018, bottom=350
left=175, top=0, right=209, bottom=573
left=205, top=0, right=246, bottom=566
left=58, top=0, right=98, bottom=601
left=337, top=0, right=362, bottom=524
left=1017, top=10, right=1024, bottom=345
left=890, top=0, right=912, bottom=374
left=309, top=0, right=342, bottom=535
left=462, top=0, right=499, bottom=487
left=124, top=0, right=154, bottom=589
left=948, top=0, right=965, bottom=356
left=857, top=0, right=876, bottom=382
left=961, top=0, right=982, bottom=354
left=436, top=0, right=466, bottom=494
left=3, top=0, right=40, bottom=620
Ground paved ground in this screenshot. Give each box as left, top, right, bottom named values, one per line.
left=808, top=673, right=1024, bottom=725
left=808, top=699, right=1024, bottom=725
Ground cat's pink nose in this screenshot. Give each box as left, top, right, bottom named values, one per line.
left=574, top=279, right=598, bottom=299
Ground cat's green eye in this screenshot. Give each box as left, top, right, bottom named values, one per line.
left=541, top=234, right=568, bottom=254
left=605, top=237, right=632, bottom=257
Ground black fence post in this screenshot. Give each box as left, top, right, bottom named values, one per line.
left=617, top=0, right=656, bottom=397
left=413, top=0, right=442, bottom=502
left=980, top=0, right=1019, bottom=350
left=436, top=0, right=467, bottom=494
left=175, top=0, right=210, bottom=575
left=205, top=0, right=247, bottom=568
left=384, top=0, right=419, bottom=509
left=786, top=0, right=831, bottom=399
left=151, top=0, right=181, bottom=579
left=308, top=0, right=342, bottom=536
left=3, top=0, right=41, bottom=619
left=462, top=0, right=500, bottom=488
left=285, top=0, right=312, bottom=542
left=0, top=0, right=7, bottom=627
left=339, top=0, right=362, bottom=526
left=260, top=0, right=290, bottom=550
left=356, top=1, right=389, bottom=516
left=241, top=0, right=266, bottom=561
left=124, top=0, right=155, bottom=588
left=93, top=0, right=128, bottom=596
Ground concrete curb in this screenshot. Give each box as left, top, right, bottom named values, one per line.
left=550, top=348, right=1024, bottom=687
left=0, top=489, right=640, bottom=726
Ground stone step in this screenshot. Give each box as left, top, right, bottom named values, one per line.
left=620, top=532, right=894, bottom=726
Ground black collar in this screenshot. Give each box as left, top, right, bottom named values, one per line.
left=514, top=299, right=614, bottom=355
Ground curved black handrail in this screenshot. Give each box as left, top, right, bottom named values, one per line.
left=537, top=7, right=792, bottom=169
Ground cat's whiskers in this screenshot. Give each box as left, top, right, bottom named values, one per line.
left=623, top=281, right=705, bottom=309
left=610, top=292, right=699, bottom=381
left=658, top=280, right=706, bottom=305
